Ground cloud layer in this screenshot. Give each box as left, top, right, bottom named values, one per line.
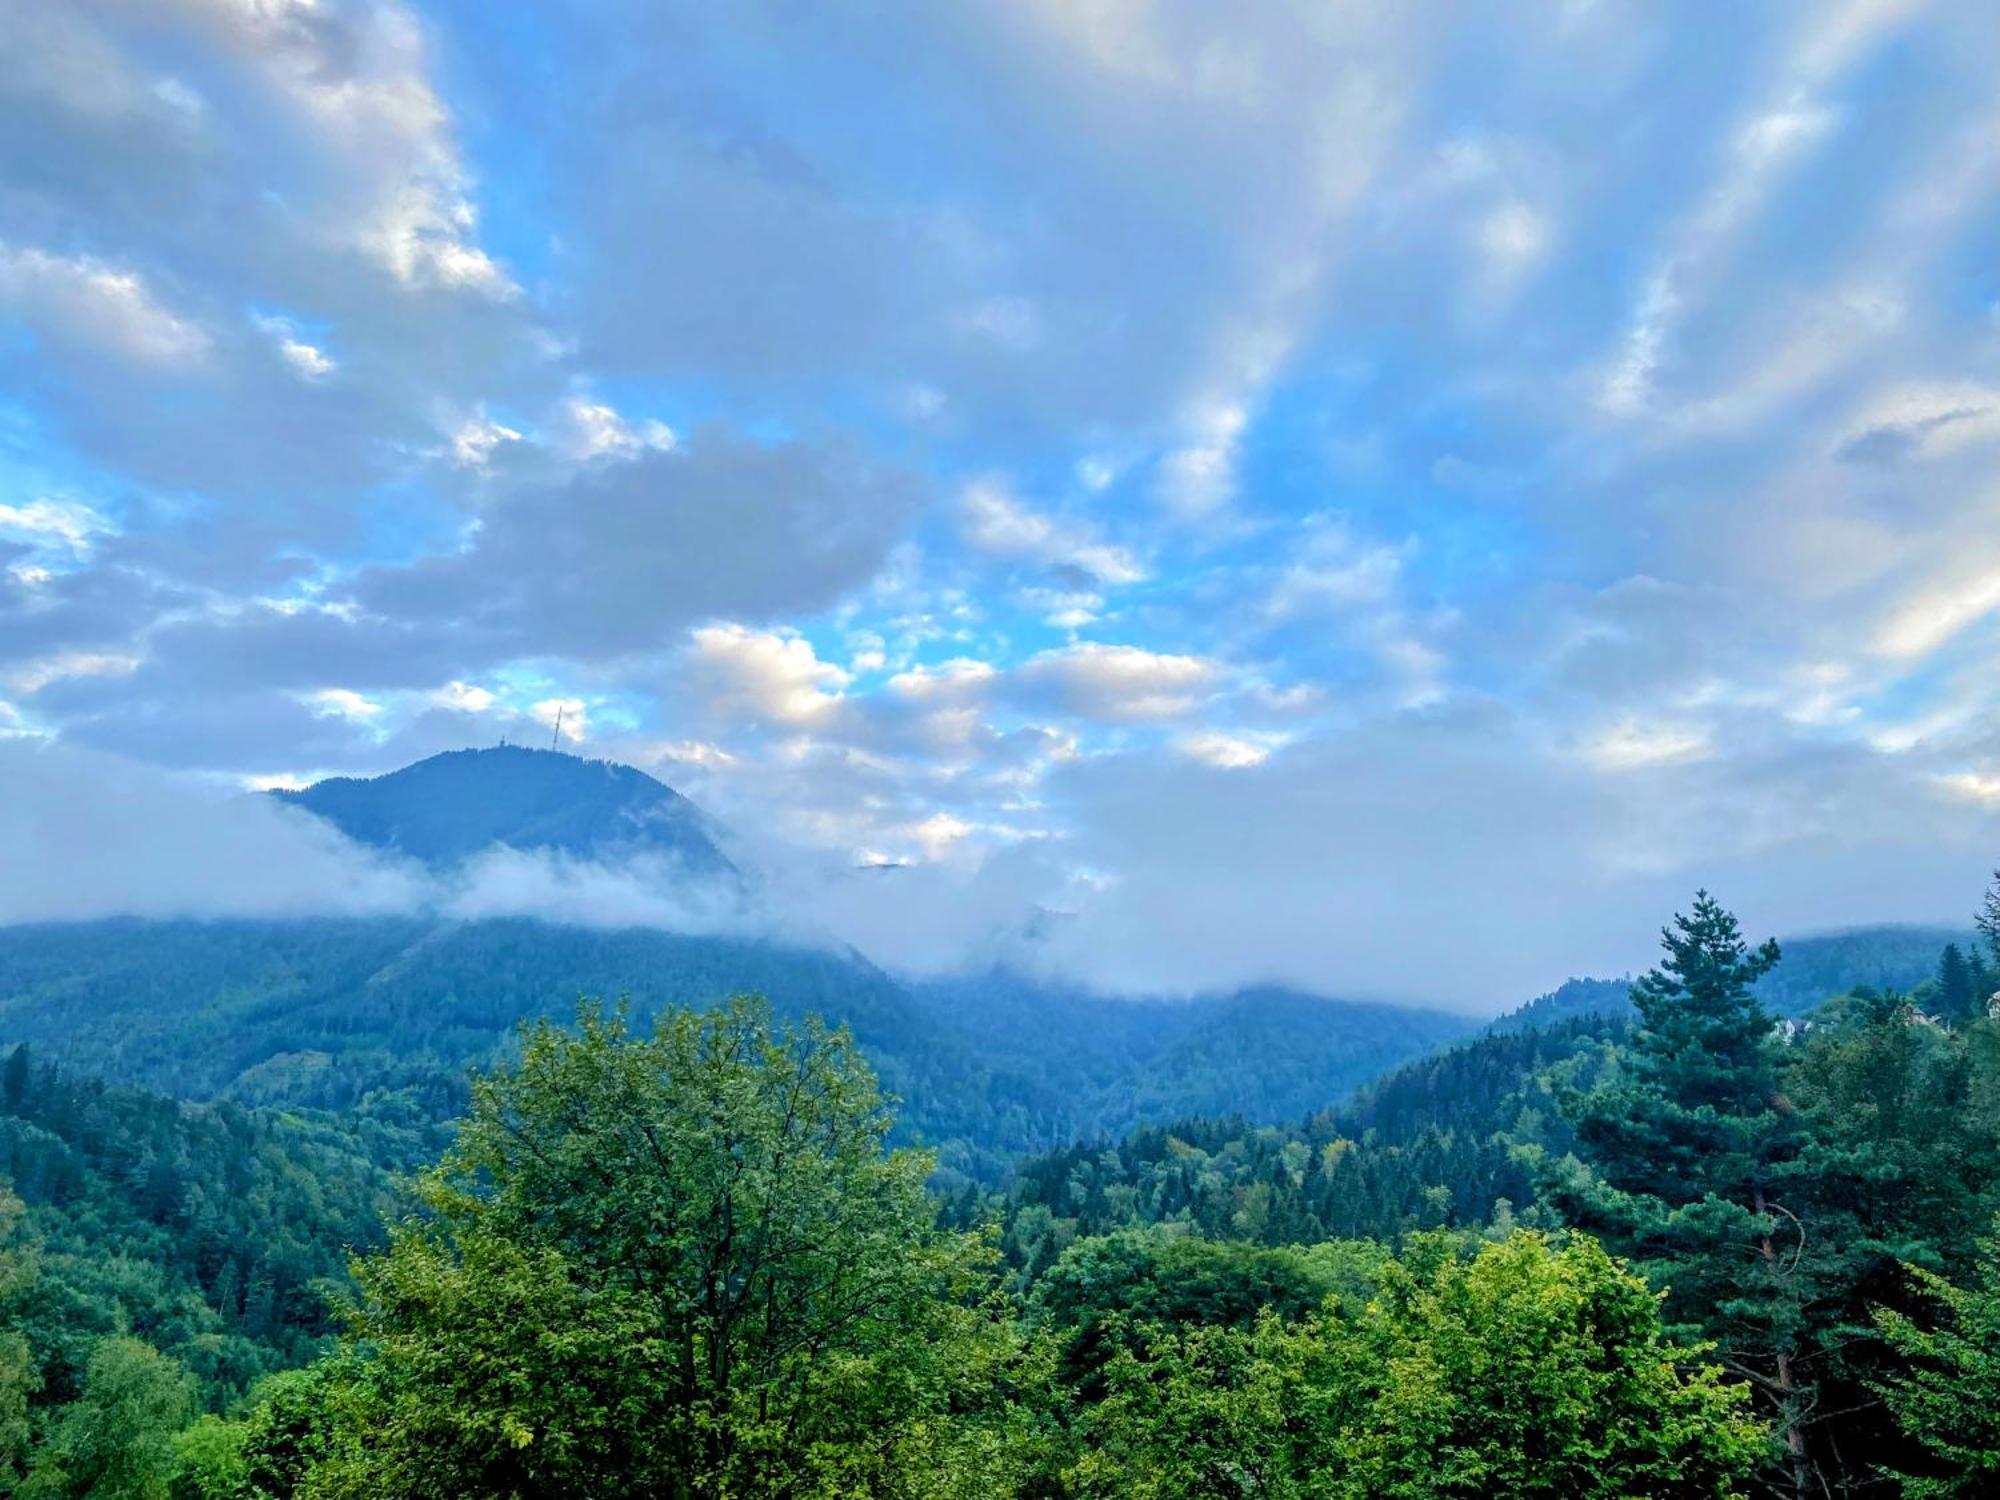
left=4, top=0, right=2000, bottom=1003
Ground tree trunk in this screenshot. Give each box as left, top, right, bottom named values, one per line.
left=1754, top=1184, right=1813, bottom=1500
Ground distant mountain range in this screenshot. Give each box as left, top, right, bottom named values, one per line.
left=0, top=742, right=1975, bottom=1181
left=0, top=916, right=1473, bottom=1182
left=274, top=745, right=738, bottom=880
left=1490, top=923, right=1974, bottom=1033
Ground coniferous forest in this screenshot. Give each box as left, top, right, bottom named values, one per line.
left=4, top=886, right=2000, bottom=1496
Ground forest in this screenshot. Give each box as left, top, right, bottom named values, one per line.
left=4, top=890, right=2000, bottom=1496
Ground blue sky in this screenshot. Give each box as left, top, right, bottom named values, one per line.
left=3, top=0, right=2000, bottom=1002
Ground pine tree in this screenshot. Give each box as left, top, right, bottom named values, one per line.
left=1940, top=944, right=1979, bottom=1023
left=2, top=1046, right=29, bottom=1116
left=1548, top=892, right=1826, bottom=1497
left=1979, top=870, right=2000, bottom=973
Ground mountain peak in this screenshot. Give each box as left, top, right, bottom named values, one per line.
left=273, top=745, right=737, bottom=878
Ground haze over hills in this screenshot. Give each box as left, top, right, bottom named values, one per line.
left=0, top=739, right=1977, bottom=1189
left=1, top=742, right=1989, bottom=1492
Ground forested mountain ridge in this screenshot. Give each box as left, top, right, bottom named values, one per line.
left=1488, top=922, right=1971, bottom=1032
left=0, top=918, right=1472, bottom=1182
left=273, top=745, right=737, bottom=879
left=0, top=1048, right=398, bottom=1414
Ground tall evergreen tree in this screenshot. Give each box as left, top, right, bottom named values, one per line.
left=1939, top=944, right=1979, bottom=1023
left=1547, top=892, right=1827, bottom=1496
left=1979, top=871, right=2000, bottom=974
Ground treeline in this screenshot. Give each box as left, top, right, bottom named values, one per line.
left=7, top=889, right=2000, bottom=1495
left=988, top=891, right=2000, bottom=1494
left=980, top=1014, right=1622, bottom=1274
left=0, top=998, right=1770, bottom=1499
left=0, top=918, right=1468, bottom=1183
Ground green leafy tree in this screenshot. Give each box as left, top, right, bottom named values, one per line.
left=295, top=997, right=1021, bottom=1499
left=167, top=1416, right=249, bottom=1500
left=0, top=1187, right=37, bottom=1491
left=1875, top=1220, right=2000, bottom=1497
left=1030, top=1229, right=1389, bottom=1401
left=1074, top=1230, right=1763, bottom=1499
left=21, top=1337, right=195, bottom=1500
left=231, top=1364, right=351, bottom=1500
left=1546, top=892, right=1827, bottom=1493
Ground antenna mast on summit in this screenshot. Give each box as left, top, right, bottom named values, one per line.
left=551, top=706, right=563, bottom=750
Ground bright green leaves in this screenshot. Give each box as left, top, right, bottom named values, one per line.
left=289, top=997, right=1021, bottom=1499
left=1071, top=1231, right=1763, bottom=1500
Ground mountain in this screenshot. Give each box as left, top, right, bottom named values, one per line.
left=0, top=917, right=1469, bottom=1184
left=274, top=744, right=737, bottom=879
left=904, top=970, right=1475, bottom=1140
left=1488, top=924, right=1972, bottom=1033
left=6, top=743, right=1976, bottom=1192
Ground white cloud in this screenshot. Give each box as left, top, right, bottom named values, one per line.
left=1937, top=770, right=2000, bottom=809
left=959, top=481, right=1144, bottom=585
left=180, top=0, right=516, bottom=298
left=7, top=652, right=140, bottom=696
left=888, top=658, right=999, bottom=703
left=448, top=412, right=523, bottom=467
left=0, top=739, right=425, bottom=922
left=1582, top=718, right=1713, bottom=771
left=257, top=315, right=336, bottom=379
left=1016, top=642, right=1219, bottom=723
left=307, top=687, right=384, bottom=722
left=1019, top=587, right=1103, bottom=630
left=1157, top=395, right=1250, bottom=519
left=0, top=245, right=210, bottom=366
left=560, top=394, right=676, bottom=460
left=1175, top=730, right=1276, bottom=769
left=532, top=697, right=587, bottom=742
left=898, top=811, right=976, bottom=860
left=1835, top=382, right=2000, bottom=464
left=1596, top=6, right=1886, bottom=417
left=0, top=499, right=114, bottom=561
left=688, top=625, right=850, bottom=727
left=1476, top=199, right=1550, bottom=287
left=1872, top=567, right=2000, bottom=662
left=432, top=680, right=495, bottom=712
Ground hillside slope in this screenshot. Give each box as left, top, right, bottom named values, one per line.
left=0, top=919, right=1467, bottom=1181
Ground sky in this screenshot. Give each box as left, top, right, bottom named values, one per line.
left=4, top=0, right=2000, bottom=1006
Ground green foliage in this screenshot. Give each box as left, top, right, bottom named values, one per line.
left=20, top=1336, right=193, bottom=1500
left=0, top=1046, right=400, bottom=1410
left=8, top=885, right=2000, bottom=1497
left=1547, top=894, right=1827, bottom=1485
left=0, top=919, right=1467, bottom=1184
left=995, top=1016, right=1619, bottom=1262
left=166, top=1416, right=247, bottom=1500
left=1935, top=944, right=1984, bottom=1023
left=1073, top=1231, right=1765, bottom=1499
left=294, top=998, right=1022, bottom=1499
left=1029, top=1229, right=1390, bottom=1396
left=1978, top=870, right=2000, bottom=972
left=1877, top=1222, right=2000, bottom=1496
